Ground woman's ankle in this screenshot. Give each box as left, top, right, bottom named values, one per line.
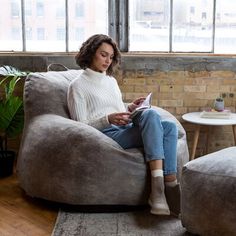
left=164, top=174, right=176, bottom=182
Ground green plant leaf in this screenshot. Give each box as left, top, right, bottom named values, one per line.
left=0, top=95, right=24, bottom=138
left=0, top=65, right=28, bottom=150
left=0, top=65, right=27, bottom=77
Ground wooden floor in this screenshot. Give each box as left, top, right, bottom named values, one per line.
left=0, top=172, right=58, bottom=236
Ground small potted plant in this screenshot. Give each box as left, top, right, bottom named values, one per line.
left=0, top=65, right=28, bottom=177
left=214, top=96, right=224, bottom=112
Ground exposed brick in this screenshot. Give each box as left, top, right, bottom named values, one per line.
left=120, top=85, right=134, bottom=92
left=123, top=78, right=146, bottom=85
left=134, top=85, right=157, bottom=93
left=160, top=85, right=184, bottom=92
left=184, top=85, right=206, bottom=93
left=206, top=85, right=231, bottom=92
left=176, top=107, right=188, bottom=115
left=184, top=99, right=208, bottom=107
left=186, top=71, right=211, bottom=78
left=146, top=78, right=171, bottom=85
left=210, top=71, right=235, bottom=78
left=222, top=78, right=236, bottom=85
left=159, top=100, right=183, bottom=107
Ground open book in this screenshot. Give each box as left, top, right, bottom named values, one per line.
left=130, top=93, right=152, bottom=119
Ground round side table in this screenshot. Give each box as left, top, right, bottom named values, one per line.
left=182, top=112, right=236, bottom=160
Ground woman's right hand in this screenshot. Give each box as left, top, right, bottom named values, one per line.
left=128, top=97, right=146, bottom=112
left=108, top=112, right=131, bottom=126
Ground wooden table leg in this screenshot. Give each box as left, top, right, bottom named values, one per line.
left=206, top=126, right=212, bottom=154
left=191, top=125, right=200, bottom=160
left=232, top=125, right=236, bottom=145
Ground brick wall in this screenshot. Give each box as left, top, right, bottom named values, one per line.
left=117, top=55, right=236, bottom=157
left=0, top=54, right=236, bottom=158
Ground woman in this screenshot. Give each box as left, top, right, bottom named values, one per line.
left=67, top=34, right=179, bottom=216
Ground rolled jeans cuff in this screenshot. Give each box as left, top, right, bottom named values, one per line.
left=145, top=154, right=164, bottom=162
left=164, top=169, right=177, bottom=176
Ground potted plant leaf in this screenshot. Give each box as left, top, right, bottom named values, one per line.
left=0, top=65, right=28, bottom=177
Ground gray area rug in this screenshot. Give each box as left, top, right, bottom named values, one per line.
left=52, top=209, right=190, bottom=236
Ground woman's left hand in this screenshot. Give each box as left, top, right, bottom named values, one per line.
left=128, top=97, right=146, bottom=112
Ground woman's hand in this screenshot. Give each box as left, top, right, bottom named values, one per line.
left=108, top=112, right=131, bottom=126
left=128, top=97, right=146, bottom=112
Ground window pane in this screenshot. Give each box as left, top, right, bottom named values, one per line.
left=25, top=0, right=32, bottom=16
left=68, top=0, right=108, bottom=51
left=36, top=0, right=44, bottom=17
left=215, top=0, right=236, bottom=54
left=129, top=0, right=170, bottom=52
left=25, top=0, right=66, bottom=51
left=172, top=0, right=213, bottom=52
left=0, top=0, right=22, bottom=51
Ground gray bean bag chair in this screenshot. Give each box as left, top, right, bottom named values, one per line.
left=17, top=70, right=189, bottom=205
left=181, top=147, right=236, bottom=235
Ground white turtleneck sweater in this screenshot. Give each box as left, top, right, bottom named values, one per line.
left=67, top=68, right=127, bottom=131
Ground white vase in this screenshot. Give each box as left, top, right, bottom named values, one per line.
left=214, top=99, right=224, bottom=111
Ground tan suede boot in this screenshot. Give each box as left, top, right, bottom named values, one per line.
left=149, top=176, right=170, bottom=215
left=165, top=183, right=181, bottom=217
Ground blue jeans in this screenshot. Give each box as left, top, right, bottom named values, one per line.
left=102, top=109, right=178, bottom=175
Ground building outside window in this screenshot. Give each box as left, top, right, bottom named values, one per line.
left=75, top=1, right=84, bottom=17
left=129, top=0, right=170, bottom=51
left=75, top=28, right=85, bottom=41
left=56, top=3, right=65, bottom=18
left=0, top=0, right=236, bottom=53
left=12, top=27, right=21, bottom=40
left=215, top=0, right=236, bottom=53
left=36, top=0, right=44, bottom=17
left=26, top=27, right=33, bottom=40
left=25, top=0, right=32, bottom=16
left=172, top=1, right=213, bottom=52
left=57, top=28, right=65, bottom=40
left=37, top=28, right=45, bottom=40
left=11, top=0, right=20, bottom=18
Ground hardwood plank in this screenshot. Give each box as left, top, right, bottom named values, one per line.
left=0, top=173, right=58, bottom=236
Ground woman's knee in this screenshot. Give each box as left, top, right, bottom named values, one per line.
left=163, top=121, right=178, bottom=136
left=142, top=109, right=161, bottom=121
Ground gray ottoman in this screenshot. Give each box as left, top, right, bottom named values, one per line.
left=181, top=147, right=236, bottom=236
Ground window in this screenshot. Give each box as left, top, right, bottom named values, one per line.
left=12, top=27, right=21, bottom=40
left=56, top=3, right=65, bottom=18
left=68, top=0, right=108, bottom=51
left=75, top=28, right=85, bottom=41
left=36, top=0, right=44, bottom=17
left=26, top=27, right=32, bottom=40
left=37, top=28, right=45, bottom=40
left=190, top=7, right=195, bottom=15
left=25, top=0, right=32, bottom=16
left=129, top=0, right=236, bottom=53
left=172, top=1, right=213, bottom=52
left=1, top=0, right=236, bottom=53
left=0, top=0, right=22, bottom=51
left=129, top=0, right=170, bottom=51
left=75, top=1, right=84, bottom=17
left=57, top=28, right=65, bottom=40
left=215, top=0, right=236, bottom=53
left=11, top=0, right=20, bottom=17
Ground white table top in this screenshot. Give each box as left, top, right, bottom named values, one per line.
left=182, top=112, right=236, bottom=126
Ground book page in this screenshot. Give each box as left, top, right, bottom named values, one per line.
left=140, top=92, right=152, bottom=108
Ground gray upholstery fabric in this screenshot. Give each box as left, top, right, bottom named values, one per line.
left=181, top=146, right=236, bottom=235
left=17, top=70, right=189, bottom=205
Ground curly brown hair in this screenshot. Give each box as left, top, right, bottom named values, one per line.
left=75, top=34, right=121, bottom=76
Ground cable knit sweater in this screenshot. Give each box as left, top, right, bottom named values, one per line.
left=67, top=68, right=127, bottom=131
